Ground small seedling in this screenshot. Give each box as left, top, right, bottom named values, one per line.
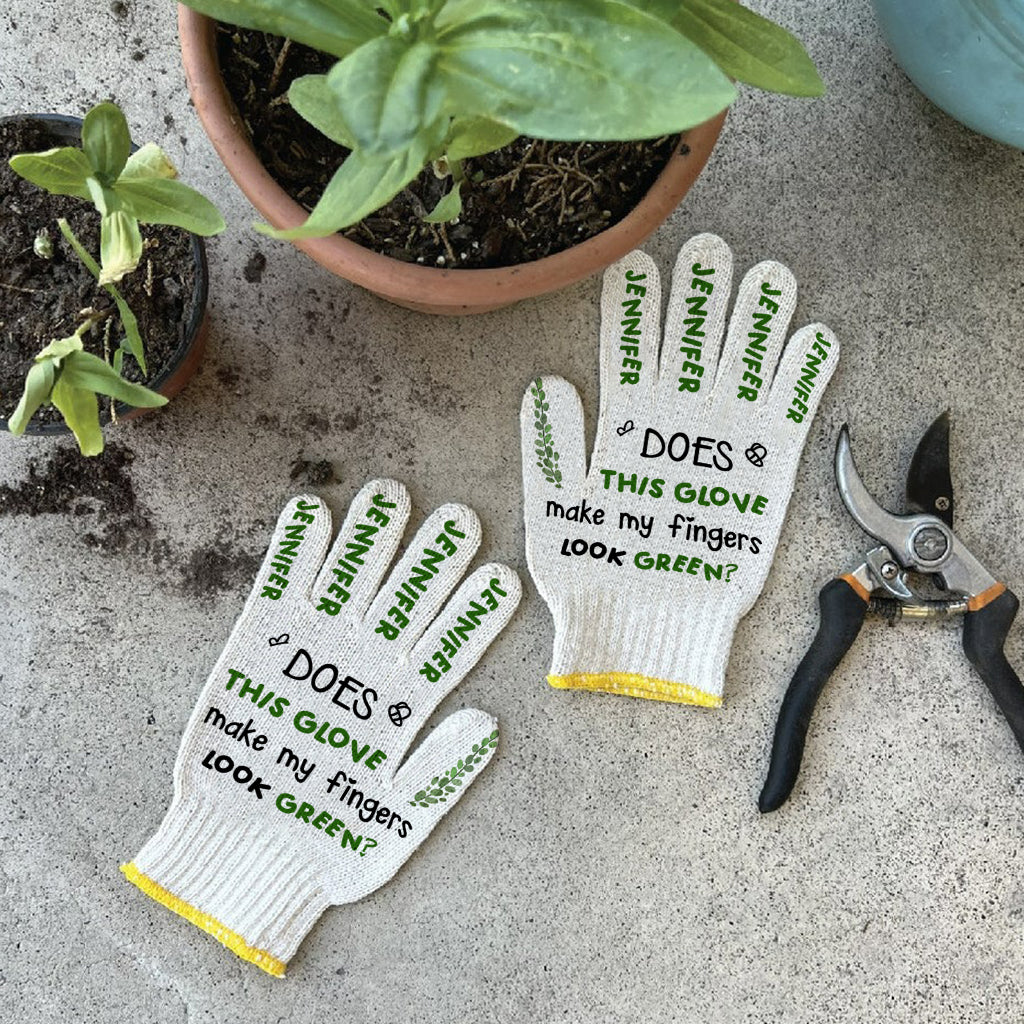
left=7, top=319, right=168, bottom=457
left=11, top=102, right=224, bottom=283
left=7, top=101, right=225, bottom=454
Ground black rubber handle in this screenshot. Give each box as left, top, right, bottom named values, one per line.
left=759, top=577, right=869, bottom=813
left=963, top=587, right=1024, bottom=757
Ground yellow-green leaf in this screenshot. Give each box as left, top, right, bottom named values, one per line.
left=82, top=102, right=132, bottom=184
left=7, top=361, right=56, bottom=435
left=423, top=182, right=462, bottom=223
left=672, top=0, right=824, bottom=97
left=98, top=210, right=143, bottom=284
left=114, top=177, right=225, bottom=235
left=121, top=142, right=178, bottom=181
left=9, top=147, right=93, bottom=199
left=50, top=375, right=104, bottom=456
left=446, top=117, right=518, bottom=162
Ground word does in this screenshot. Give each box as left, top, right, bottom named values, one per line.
left=640, top=429, right=733, bottom=472
left=282, top=648, right=376, bottom=721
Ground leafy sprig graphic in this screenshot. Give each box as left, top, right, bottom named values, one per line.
left=531, top=378, right=562, bottom=488
left=409, top=730, right=499, bottom=807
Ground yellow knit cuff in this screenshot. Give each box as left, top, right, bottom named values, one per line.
left=547, top=672, right=722, bottom=707
left=120, top=862, right=287, bottom=978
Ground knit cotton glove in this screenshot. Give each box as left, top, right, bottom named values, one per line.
left=122, top=481, right=520, bottom=976
left=521, top=233, right=839, bottom=707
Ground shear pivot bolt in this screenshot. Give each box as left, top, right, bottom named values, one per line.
left=912, top=526, right=948, bottom=562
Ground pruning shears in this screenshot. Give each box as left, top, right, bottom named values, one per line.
left=760, top=412, right=1024, bottom=812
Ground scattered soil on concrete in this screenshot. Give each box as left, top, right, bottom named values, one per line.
left=243, top=250, right=266, bottom=283
left=289, top=457, right=336, bottom=487
left=0, top=442, right=151, bottom=551
left=0, top=441, right=262, bottom=595
left=0, top=117, right=199, bottom=425
left=216, top=25, right=680, bottom=269
left=180, top=537, right=262, bottom=598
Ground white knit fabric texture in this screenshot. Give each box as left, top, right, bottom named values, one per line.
left=521, top=233, right=840, bottom=705
left=128, top=479, right=520, bottom=971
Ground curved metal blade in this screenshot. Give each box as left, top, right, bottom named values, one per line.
left=835, top=425, right=910, bottom=550
left=906, top=411, right=954, bottom=528
left=836, top=422, right=996, bottom=597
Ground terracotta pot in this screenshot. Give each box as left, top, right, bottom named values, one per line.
left=178, top=8, right=727, bottom=315
left=0, top=113, right=210, bottom=435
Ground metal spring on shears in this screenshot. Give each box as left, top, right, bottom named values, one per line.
left=868, top=596, right=969, bottom=622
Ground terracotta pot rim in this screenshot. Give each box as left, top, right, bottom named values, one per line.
left=0, top=112, right=210, bottom=435
left=178, top=7, right=727, bottom=312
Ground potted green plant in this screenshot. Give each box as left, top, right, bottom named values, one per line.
left=0, top=101, right=225, bottom=454
left=176, top=0, right=823, bottom=314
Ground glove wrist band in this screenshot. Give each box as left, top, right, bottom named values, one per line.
left=546, top=588, right=741, bottom=706
left=123, top=795, right=329, bottom=976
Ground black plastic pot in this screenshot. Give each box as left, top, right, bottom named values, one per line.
left=0, top=112, right=210, bottom=434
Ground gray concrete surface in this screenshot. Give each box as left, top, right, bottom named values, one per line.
left=3, top=1, right=1024, bottom=1021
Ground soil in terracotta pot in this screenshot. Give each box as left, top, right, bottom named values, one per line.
left=217, top=26, right=681, bottom=269
left=0, top=118, right=199, bottom=424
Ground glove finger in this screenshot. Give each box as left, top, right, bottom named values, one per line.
left=309, top=478, right=411, bottom=620
left=763, top=323, right=841, bottom=447
left=595, top=250, right=661, bottom=455
left=658, top=232, right=734, bottom=402
left=363, top=503, right=482, bottom=650
left=521, top=375, right=587, bottom=507
left=711, top=260, right=797, bottom=412
left=404, top=564, right=521, bottom=737
left=248, top=494, right=332, bottom=606
left=392, top=707, right=499, bottom=822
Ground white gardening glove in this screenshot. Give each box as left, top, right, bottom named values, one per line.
left=521, top=233, right=839, bottom=706
left=122, top=480, right=520, bottom=976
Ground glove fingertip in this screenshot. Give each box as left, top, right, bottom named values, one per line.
left=767, top=322, right=841, bottom=434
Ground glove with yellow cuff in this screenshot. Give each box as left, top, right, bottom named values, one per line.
left=122, top=480, right=519, bottom=976
left=520, top=233, right=839, bottom=706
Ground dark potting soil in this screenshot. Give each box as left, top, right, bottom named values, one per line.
left=216, top=26, right=681, bottom=269
left=0, top=117, right=199, bottom=425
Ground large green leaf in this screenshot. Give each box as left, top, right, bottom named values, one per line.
left=327, top=36, right=444, bottom=156
left=60, top=350, right=168, bottom=408
left=260, top=119, right=446, bottom=238
left=81, top=103, right=131, bottom=184
left=50, top=375, right=104, bottom=456
left=8, top=147, right=93, bottom=199
left=177, top=0, right=386, bottom=60
left=435, top=0, right=735, bottom=139
left=98, top=210, right=143, bottom=284
left=7, top=361, right=56, bottom=435
left=445, top=117, right=518, bottom=161
left=289, top=74, right=356, bottom=147
left=672, top=0, right=824, bottom=96
left=114, top=178, right=225, bottom=235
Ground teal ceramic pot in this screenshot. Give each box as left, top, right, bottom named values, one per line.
left=871, top=0, right=1024, bottom=148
